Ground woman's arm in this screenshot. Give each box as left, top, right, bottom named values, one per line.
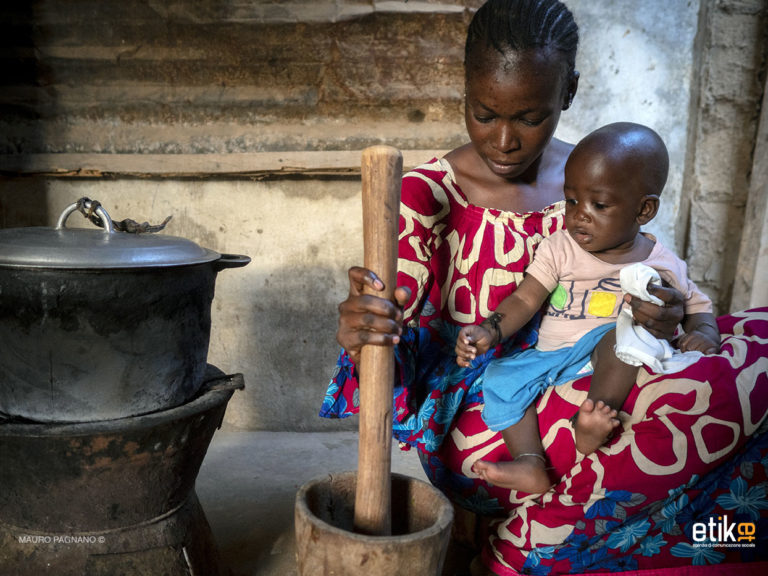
left=336, top=168, right=445, bottom=365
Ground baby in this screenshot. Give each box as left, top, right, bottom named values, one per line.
left=455, top=122, right=721, bottom=494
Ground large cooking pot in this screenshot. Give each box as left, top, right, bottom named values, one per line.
left=0, top=199, right=250, bottom=422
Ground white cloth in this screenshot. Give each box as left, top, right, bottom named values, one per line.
left=614, top=262, right=703, bottom=374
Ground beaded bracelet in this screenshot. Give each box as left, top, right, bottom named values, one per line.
left=481, top=311, right=504, bottom=347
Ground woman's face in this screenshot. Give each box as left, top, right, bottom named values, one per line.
left=465, top=48, right=572, bottom=182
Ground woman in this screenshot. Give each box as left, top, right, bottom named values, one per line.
left=322, top=1, right=768, bottom=574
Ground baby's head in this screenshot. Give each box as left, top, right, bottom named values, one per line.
left=563, top=122, right=669, bottom=255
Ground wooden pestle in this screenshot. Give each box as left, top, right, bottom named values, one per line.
left=353, top=145, right=403, bottom=536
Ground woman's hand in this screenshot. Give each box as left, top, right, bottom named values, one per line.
left=336, top=266, right=411, bottom=365
left=624, top=283, right=684, bottom=341
left=678, top=312, right=721, bottom=355
left=678, top=331, right=720, bottom=355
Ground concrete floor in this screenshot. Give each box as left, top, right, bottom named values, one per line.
left=197, top=426, right=477, bottom=576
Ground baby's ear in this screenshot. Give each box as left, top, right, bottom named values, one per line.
left=637, top=194, right=660, bottom=224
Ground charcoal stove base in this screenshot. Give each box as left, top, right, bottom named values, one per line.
left=0, top=491, right=222, bottom=576
left=0, top=368, right=242, bottom=576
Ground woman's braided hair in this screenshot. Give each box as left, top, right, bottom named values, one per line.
left=465, top=0, right=579, bottom=77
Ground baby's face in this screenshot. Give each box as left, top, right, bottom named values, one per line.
left=563, top=148, right=648, bottom=256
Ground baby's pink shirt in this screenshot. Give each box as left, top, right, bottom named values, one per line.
left=525, top=229, right=713, bottom=351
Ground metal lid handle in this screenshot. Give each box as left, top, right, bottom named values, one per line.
left=56, top=199, right=114, bottom=233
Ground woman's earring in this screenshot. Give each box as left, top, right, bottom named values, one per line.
left=563, top=93, right=574, bottom=110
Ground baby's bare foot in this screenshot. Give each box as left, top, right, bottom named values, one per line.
left=574, top=399, right=620, bottom=455
left=472, top=455, right=551, bottom=493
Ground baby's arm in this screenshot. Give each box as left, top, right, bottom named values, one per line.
left=455, top=275, right=550, bottom=366
left=678, top=312, right=720, bottom=354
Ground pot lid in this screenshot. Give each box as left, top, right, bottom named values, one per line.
left=0, top=200, right=220, bottom=269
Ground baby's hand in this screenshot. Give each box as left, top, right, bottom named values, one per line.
left=678, top=331, right=720, bottom=355
left=455, top=325, right=494, bottom=367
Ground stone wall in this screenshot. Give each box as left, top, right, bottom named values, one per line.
left=684, top=0, right=768, bottom=312
left=0, top=0, right=765, bottom=430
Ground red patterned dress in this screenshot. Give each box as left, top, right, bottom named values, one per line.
left=321, top=158, right=768, bottom=574
left=321, top=157, right=565, bottom=455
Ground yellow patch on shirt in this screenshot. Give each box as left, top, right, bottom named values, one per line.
left=587, top=292, right=617, bottom=317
